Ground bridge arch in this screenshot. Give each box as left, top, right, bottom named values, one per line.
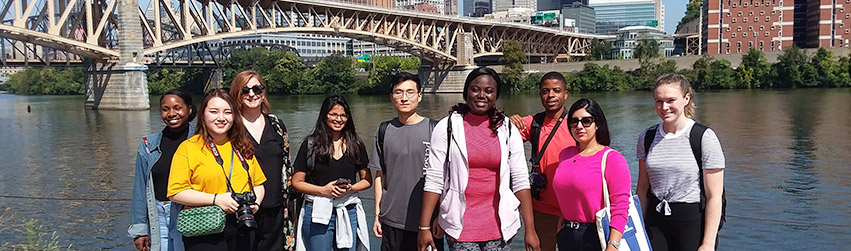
left=0, top=25, right=119, bottom=59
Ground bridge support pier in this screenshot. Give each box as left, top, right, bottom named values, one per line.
left=84, top=63, right=150, bottom=110
left=419, top=32, right=476, bottom=93
left=206, top=68, right=223, bottom=91
left=84, top=0, right=149, bottom=110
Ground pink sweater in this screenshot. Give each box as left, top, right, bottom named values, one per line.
left=553, top=146, right=631, bottom=233
left=458, top=113, right=502, bottom=242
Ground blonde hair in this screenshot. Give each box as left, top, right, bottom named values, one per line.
left=654, top=74, right=696, bottom=118
left=229, top=70, right=271, bottom=115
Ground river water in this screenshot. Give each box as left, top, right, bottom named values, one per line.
left=0, top=89, right=849, bottom=250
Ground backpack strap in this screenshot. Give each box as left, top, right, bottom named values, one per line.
left=377, top=120, right=392, bottom=174
left=529, top=112, right=546, bottom=161
left=529, top=110, right=567, bottom=171
left=643, top=124, right=658, bottom=156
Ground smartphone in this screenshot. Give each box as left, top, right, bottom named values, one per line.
left=334, top=178, right=351, bottom=187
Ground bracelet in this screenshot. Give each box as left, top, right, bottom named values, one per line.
left=418, top=226, right=431, bottom=231
left=212, top=193, right=217, bottom=205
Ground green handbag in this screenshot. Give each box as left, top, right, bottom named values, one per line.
left=177, top=205, right=225, bottom=237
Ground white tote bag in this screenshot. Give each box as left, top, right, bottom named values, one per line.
left=595, top=149, right=653, bottom=251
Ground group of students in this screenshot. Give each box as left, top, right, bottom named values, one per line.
left=128, top=67, right=725, bottom=251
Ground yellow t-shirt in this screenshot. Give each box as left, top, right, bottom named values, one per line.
left=168, top=134, right=267, bottom=198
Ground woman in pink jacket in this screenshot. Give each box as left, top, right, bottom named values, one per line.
left=552, top=98, right=631, bottom=251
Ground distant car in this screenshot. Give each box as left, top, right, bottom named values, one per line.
left=524, top=69, right=541, bottom=74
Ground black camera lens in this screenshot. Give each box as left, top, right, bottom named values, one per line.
left=233, top=192, right=257, bottom=231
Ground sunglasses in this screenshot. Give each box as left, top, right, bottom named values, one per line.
left=567, top=116, right=595, bottom=128
left=241, top=85, right=265, bottom=95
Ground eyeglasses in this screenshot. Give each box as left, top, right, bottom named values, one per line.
left=327, top=112, right=348, bottom=120
left=241, top=85, right=265, bottom=95
left=392, top=89, right=418, bottom=99
left=567, top=116, right=595, bottom=128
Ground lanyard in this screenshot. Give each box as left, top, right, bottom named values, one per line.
left=208, top=140, right=254, bottom=193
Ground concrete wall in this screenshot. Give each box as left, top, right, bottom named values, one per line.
left=489, top=47, right=851, bottom=73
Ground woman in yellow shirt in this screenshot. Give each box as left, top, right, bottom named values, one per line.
left=168, top=88, right=267, bottom=251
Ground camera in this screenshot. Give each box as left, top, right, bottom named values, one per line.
left=232, top=192, right=257, bottom=231
left=529, top=166, right=547, bottom=200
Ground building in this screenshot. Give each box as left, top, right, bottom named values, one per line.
left=446, top=0, right=458, bottom=15
left=493, top=0, right=513, bottom=12
left=485, top=7, right=535, bottom=24
left=397, top=0, right=443, bottom=14
left=793, top=0, right=808, bottom=48
left=215, top=34, right=352, bottom=59
left=334, top=0, right=395, bottom=8
left=464, top=0, right=493, bottom=17
left=804, top=0, right=851, bottom=48
left=702, top=0, right=795, bottom=55
left=611, top=26, right=674, bottom=59
left=562, top=2, right=596, bottom=34
left=590, top=0, right=662, bottom=35
left=538, top=0, right=586, bottom=12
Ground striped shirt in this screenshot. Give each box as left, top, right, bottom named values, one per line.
left=636, top=119, right=725, bottom=204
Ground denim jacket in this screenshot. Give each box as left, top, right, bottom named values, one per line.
left=128, top=125, right=194, bottom=249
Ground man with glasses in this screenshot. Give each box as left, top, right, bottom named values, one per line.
left=508, top=71, right=576, bottom=251
left=369, top=72, right=443, bottom=251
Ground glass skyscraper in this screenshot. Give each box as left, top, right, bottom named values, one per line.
left=590, top=0, right=658, bottom=35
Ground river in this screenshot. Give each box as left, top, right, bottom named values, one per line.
left=0, top=88, right=849, bottom=250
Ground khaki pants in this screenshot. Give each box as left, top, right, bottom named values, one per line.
left=534, top=210, right=561, bottom=251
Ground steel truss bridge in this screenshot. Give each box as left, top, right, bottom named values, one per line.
left=0, top=0, right=610, bottom=66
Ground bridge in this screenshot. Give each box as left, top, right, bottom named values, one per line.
left=0, top=0, right=611, bottom=109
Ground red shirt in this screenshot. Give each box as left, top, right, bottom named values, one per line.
left=458, top=113, right=502, bottom=242
left=520, top=114, right=577, bottom=216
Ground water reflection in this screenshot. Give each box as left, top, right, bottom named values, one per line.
left=782, top=91, right=820, bottom=230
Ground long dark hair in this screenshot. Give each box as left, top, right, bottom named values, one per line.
left=567, top=98, right=611, bottom=146
left=451, top=67, right=505, bottom=134
left=307, top=94, right=366, bottom=166
left=161, top=88, right=196, bottom=122
left=195, top=88, right=255, bottom=158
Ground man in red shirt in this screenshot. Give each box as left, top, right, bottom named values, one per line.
left=508, top=72, right=575, bottom=251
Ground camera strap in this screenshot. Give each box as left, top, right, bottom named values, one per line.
left=530, top=109, right=567, bottom=173
left=208, top=141, right=254, bottom=194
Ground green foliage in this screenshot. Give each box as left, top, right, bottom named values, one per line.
left=634, top=39, right=660, bottom=61
left=773, top=45, right=808, bottom=88
left=737, top=49, right=773, bottom=88
left=310, top=54, right=356, bottom=94
left=0, top=212, right=72, bottom=250
left=588, top=39, right=613, bottom=61
left=515, top=73, right=543, bottom=92
left=222, top=47, right=309, bottom=94
left=499, top=40, right=527, bottom=92
left=677, top=0, right=701, bottom=31
left=634, top=59, right=679, bottom=89
left=568, top=63, right=636, bottom=92
left=147, top=68, right=185, bottom=94
left=6, top=67, right=84, bottom=95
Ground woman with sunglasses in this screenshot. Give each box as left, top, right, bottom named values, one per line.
left=130, top=89, right=195, bottom=251
left=168, top=88, right=267, bottom=251
left=418, top=67, right=540, bottom=251
left=229, top=70, right=296, bottom=251
left=636, top=74, right=725, bottom=251
left=552, top=98, right=630, bottom=251
left=293, top=94, right=372, bottom=251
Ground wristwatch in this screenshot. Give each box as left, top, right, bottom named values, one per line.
left=607, top=240, right=621, bottom=250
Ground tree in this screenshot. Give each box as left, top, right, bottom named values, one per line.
left=634, top=39, right=660, bottom=61
left=147, top=68, right=185, bottom=94
left=706, top=59, right=735, bottom=89
left=499, top=40, right=527, bottom=92
left=738, top=49, right=772, bottom=88
left=690, top=54, right=714, bottom=89
left=588, top=39, right=613, bottom=61
left=310, top=54, right=355, bottom=94
left=773, top=45, right=808, bottom=88
left=676, top=0, right=701, bottom=31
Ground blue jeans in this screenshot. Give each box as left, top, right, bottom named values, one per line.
left=156, top=200, right=184, bottom=251
left=301, top=201, right=358, bottom=251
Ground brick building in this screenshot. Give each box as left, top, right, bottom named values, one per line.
left=805, top=0, right=851, bottom=48
left=703, top=0, right=794, bottom=55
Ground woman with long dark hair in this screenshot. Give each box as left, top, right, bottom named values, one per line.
left=552, top=98, right=630, bottom=251
left=168, top=88, right=267, bottom=251
left=293, top=94, right=371, bottom=251
left=229, top=70, right=296, bottom=251
left=130, top=89, right=195, bottom=251
left=636, top=74, right=725, bottom=251
left=418, top=67, right=540, bottom=251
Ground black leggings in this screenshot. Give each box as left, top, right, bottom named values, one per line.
left=184, top=214, right=255, bottom=251
left=645, top=196, right=718, bottom=251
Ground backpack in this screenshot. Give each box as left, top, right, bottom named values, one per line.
left=376, top=118, right=438, bottom=174
left=643, top=123, right=727, bottom=230
left=528, top=110, right=567, bottom=167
